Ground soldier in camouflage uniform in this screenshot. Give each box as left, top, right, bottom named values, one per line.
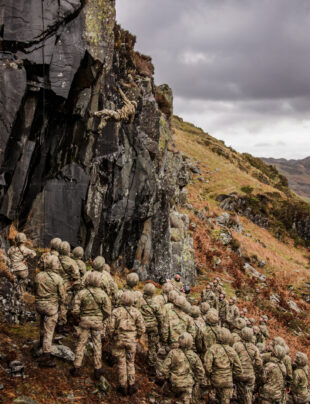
left=201, top=282, right=217, bottom=309
left=226, top=296, right=240, bottom=331
left=35, top=256, right=66, bottom=368
left=86, top=256, right=118, bottom=306
left=123, top=272, right=144, bottom=309
left=58, top=241, right=80, bottom=328
left=170, top=273, right=184, bottom=294
left=162, top=289, right=178, bottom=319
left=191, top=305, right=208, bottom=360
left=107, top=291, right=145, bottom=396
left=233, top=327, right=263, bottom=404
left=161, top=295, right=195, bottom=349
left=39, top=238, right=62, bottom=269
left=260, top=344, right=287, bottom=404
left=153, top=282, right=173, bottom=307
left=140, top=283, right=164, bottom=374
left=240, top=307, right=249, bottom=324
left=290, top=352, right=310, bottom=404
left=200, top=301, right=211, bottom=323
left=212, top=277, right=223, bottom=301
left=262, top=337, right=293, bottom=403
left=157, top=332, right=206, bottom=404
left=247, top=317, right=256, bottom=328
left=204, top=308, right=221, bottom=349
left=8, top=232, right=36, bottom=294
left=72, top=247, right=87, bottom=278
left=70, top=271, right=111, bottom=379
left=218, top=292, right=229, bottom=327
left=204, top=327, right=243, bottom=404
left=231, top=317, right=247, bottom=344
left=258, top=315, right=270, bottom=345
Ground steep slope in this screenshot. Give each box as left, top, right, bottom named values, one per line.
left=172, top=115, right=310, bottom=364
left=262, top=157, right=310, bottom=201
left=173, top=116, right=310, bottom=245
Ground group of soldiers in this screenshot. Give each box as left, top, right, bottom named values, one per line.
left=5, top=232, right=310, bottom=403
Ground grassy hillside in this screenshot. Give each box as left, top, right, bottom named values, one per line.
left=173, top=115, right=310, bottom=363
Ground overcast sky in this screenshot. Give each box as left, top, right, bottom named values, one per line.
left=116, top=0, right=310, bottom=159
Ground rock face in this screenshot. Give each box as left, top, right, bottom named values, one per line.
left=0, top=1, right=195, bottom=282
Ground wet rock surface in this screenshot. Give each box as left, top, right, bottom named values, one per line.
left=0, top=1, right=195, bottom=283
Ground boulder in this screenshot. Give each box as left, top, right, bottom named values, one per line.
left=244, top=263, right=266, bottom=282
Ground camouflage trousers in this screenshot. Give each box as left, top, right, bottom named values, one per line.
left=146, top=328, right=159, bottom=367
left=36, top=302, right=58, bottom=353
left=74, top=317, right=103, bottom=370
left=59, top=290, right=72, bottom=325
left=112, top=340, right=137, bottom=388
left=163, top=381, right=193, bottom=404
left=15, top=269, right=28, bottom=295
left=215, top=387, right=233, bottom=404
left=236, top=377, right=255, bottom=404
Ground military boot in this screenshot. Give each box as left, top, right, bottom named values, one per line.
left=38, top=353, right=56, bottom=368
left=94, top=367, right=105, bottom=380
left=117, top=385, right=128, bottom=396
left=128, top=383, right=138, bottom=395
left=70, top=366, right=82, bottom=377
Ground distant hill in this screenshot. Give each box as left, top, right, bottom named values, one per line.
left=261, top=157, right=310, bottom=201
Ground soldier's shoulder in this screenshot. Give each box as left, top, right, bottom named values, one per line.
left=8, top=246, right=16, bottom=254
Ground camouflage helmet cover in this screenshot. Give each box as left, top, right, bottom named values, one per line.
left=241, top=327, right=254, bottom=342
left=121, top=291, right=134, bottom=306
left=93, top=256, right=105, bottom=271
left=205, top=308, right=219, bottom=325
left=50, top=237, right=62, bottom=251
left=126, top=272, right=139, bottom=287
left=60, top=241, right=70, bottom=255
left=178, top=332, right=193, bottom=349
left=200, top=302, right=210, bottom=314
left=72, top=246, right=84, bottom=259
left=144, top=283, right=156, bottom=296
left=15, top=232, right=27, bottom=244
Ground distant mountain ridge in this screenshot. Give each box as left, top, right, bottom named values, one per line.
left=261, top=157, right=310, bottom=200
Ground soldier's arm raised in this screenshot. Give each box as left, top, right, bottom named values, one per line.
left=70, top=261, right=81, bottom=290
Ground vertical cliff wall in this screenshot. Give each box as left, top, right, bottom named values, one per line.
left=0, top=0, right=196, bottom=283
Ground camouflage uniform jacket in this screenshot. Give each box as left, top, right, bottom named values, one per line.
left=193, top=317, right=208, bottom=355
left=291, top=366, right=309, bottom=403
left=233, top=340, right=262, bottom=378
left=108, top=305, right=145, bottom=343
left=259, top=323, right=269, bottom=339
left=141, top=295, right=164, bottom=332
left=226, top=304, right=240, bottom=325
left=72, top=287, right=111, bottom=320
left=159, top=348, right=205, bottom=388
left=8, top=245, right=36, bottom=272
left=260, top=357, right=287, bottom=402
left=162, top=302, right=174, bottom=318
left=153, top=293, right=168, bottom=307
left=123, top=285, right=144, bottom=309
left=262, top=352, right=293, bottom=385
left=162, top=307, right=195, bottom=345
left=39, top=250, right=59, bottom=269
left=74, top=258, right=87, bottom=277
left=218, top=299, right=229, bottom=321
left=170, top=279, right=184, bottom=294
left=58, top=255, right=80, bottom=290
left=35, top=270, right=66, bottom=306
left=205, top=324, right=221, bottom=348
left=84, top=270, right=118, bottom=305
left=204, top=343, right=243, bottom=388
left=201, top=289, right=217, bottom=309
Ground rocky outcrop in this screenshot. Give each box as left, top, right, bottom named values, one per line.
left=0, top=1, right=195, bottom=282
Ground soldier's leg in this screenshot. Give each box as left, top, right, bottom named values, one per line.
left=91, top=328, right=102, bottom=370
left=58, top=292, right=70, bottom=326
left=217, top=387, right=233, bottom=404
left=16, top=269, right=29, bottom=295
left=39, top=313, right=45, bottom=347
left=126, top=342, right=137, bottom=388
left=236, top=382, right=253, bottom=404
left=42, top=312, right=58, bottom=353
left=74, top=327, right=89, bottom=368
left=148, top=330, right=159, bottom=368
left=112, top=344, right=128, bottom=388
left=179, top=387, right=193, bottom=404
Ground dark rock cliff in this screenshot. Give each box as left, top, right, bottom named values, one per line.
left=0, top=0, right=195, bottom=283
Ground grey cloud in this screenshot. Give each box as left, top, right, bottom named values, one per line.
left=116, top=0, right=310, bottom=158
